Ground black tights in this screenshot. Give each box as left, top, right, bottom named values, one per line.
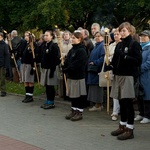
left=119, top=98, right=135, bottom=125
left=71, top=96, right=85, bottom=109
left=46, top=85, right=55, bottom=101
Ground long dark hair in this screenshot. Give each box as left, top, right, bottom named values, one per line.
left=45, top=30, right=55, bottom=39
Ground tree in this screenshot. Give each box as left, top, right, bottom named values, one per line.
left=0, top=0, right=149, bottom=33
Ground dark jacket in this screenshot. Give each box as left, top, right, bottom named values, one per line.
left=21, top=42, right=38, bottom=67
left=0, top=40, right=9, bottom=68
left=10, top=37, right=26, bottom=67
left=41, top=41, right=61, bottom=71
left=64, top=43, right=88, bottom=80
left=111, top=35, right=142, bottom=76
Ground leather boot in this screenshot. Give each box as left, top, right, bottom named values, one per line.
left=65, top=109, right=76, bottom=120
left=111, top=124, right=126, bottom=136
left=71, top=110, right=83, bottom=121
left=117, top=127, right=134, bottom=140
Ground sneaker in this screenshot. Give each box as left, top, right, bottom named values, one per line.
left=41, top=103, right=49, bottom=108
left=43, top=104, right=55, bottom=109
left=89, top=106, right=103, bottom=112
left=140, top=118, right=150, bottom=124
left=112, top=115, right=118, bottom=121
left=134, top=115, right=143, bottom=121
left=40, top=100, right=49, bottom=108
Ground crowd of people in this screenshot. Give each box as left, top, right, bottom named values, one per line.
left=0, top=22, right=150, bottom=141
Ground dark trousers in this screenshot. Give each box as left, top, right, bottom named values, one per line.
left=46, top=85, right=55, bottom=101
left=71, top=96, right=85, bottom=109
left=119, top=98, right=135, bottom=125
left=137, top=96, right=150, bottom=119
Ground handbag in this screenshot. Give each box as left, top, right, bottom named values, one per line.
left=98, top=62, right=112, bottom=87
left=88, top=65, right=99, bottom=73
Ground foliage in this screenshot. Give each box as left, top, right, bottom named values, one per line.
left=6, top=81, right=45, bottom=96
left=0, top=0, right=149, bottom=34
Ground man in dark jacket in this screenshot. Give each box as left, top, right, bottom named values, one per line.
left=0, top=32, right=9, bottom=96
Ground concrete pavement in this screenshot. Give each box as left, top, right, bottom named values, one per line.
left=0, top=94, right=149, bottom=150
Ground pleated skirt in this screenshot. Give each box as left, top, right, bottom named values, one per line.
left=110, top=75, right=135, bottom=99
left=20, top=64, right=34, bottom=83
left=87, top=85, right=103, bottom=103
left=40, top=68, right=58, bottom=86
left=66, top=79, right=87, bottom=98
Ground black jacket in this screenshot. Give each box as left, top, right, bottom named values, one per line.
left=0, top=40, right=9, bottom=68
left=41, top=41, right=61, bottom=71
left=10, top=37, right=26, bottom=67
left=64, top=43, right=88, bottom=79
left=21, top=42, right=37, bottom=67
left=111, top=35, right=142, bottom=76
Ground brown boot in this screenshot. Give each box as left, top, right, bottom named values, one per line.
left=65, top=109, right=76, bottom=120
left=71, top=110, right=83, bottom=121
left=111, top=124, right=126, bottom=136
left=117, top=127, right=134, bottom=140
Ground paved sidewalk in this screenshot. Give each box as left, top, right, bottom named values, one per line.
left=0, top=94, right=149, bottom=150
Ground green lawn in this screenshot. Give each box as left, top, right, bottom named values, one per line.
left=6, top=80, right=45, bottom=96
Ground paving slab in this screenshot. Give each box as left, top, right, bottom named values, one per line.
left=0, top=94, right=149, bottom=150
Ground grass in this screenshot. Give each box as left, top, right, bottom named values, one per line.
left=6, top=80, right=46, bottom=96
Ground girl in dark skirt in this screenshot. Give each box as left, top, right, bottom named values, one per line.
left=63, top=31, right=88, bottom=121
left=20, top=31, right=37, bottom=103
left=40, top=30, right=61, bottom=109
left=105, top=22, right=142, bottom=140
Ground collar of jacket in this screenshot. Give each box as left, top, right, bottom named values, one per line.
left=95, top=40, right=104, bottom=46
left=121, top=35, right=132, bottom=43
left=72, top=42, right=84, bottom=48
left=46, top=40, right=53, bottom=46
left=0, top=40, right=5, bottom=44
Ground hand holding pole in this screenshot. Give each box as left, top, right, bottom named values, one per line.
left=104, top=29, right=110, bottom=114
left=7, top=33, right=21, bottom=81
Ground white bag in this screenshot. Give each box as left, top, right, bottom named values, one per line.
left=98, top=62, right=113, bottom=87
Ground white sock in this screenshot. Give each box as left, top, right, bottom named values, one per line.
left=126, top=124, right=134, bottom=129
left=120, top=121, right=127, bottom=125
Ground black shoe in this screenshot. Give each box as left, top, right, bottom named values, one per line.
left=22, top=95, right=29, bottom=102
left=1, top=92, right=6, bottom=97
left=24, top=97, right=34, bottom=103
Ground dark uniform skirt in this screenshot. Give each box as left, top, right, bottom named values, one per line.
left=40, top=68, right=58, bottom=86
left=110, top=75, right=135, bottom=99
left=66, top=79, right=87, bottom=98
left=20, top=64, right=34, bottom=83
left=87, top=85, right=103, bottom=103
